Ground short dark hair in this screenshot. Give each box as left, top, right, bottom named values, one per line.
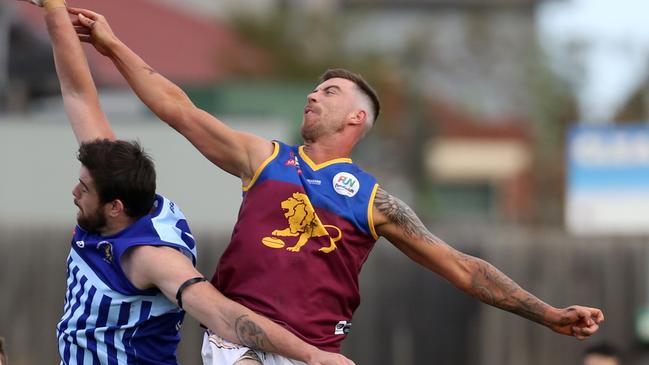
left=320, top=68, right=380, bottom=123
left=78, top=139, right=156, bottom=218
left=583, top=342, right=622, bottom=360
left=0, top=336, right=7, bottom=365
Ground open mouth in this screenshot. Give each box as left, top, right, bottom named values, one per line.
left=304, top=105, right=318, bottom=115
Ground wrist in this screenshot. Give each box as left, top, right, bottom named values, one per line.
left=302, top=344, right=320, bottom=364
left=43, top=0, right=66, bottom=10
left=106, top=37, right=125, bottom=58
left=543, top=306, right=561, bottom=327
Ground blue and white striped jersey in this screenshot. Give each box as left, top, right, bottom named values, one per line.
left=57, top=194, right=197, bottom=365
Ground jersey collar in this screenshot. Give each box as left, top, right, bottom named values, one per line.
left=298, top=146, right=352, bottom=171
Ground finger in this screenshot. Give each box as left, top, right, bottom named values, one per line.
left=573, top=323, right=599, bottom=338
left=572, top=327, right=587, bottom=340
left=578, top=324, right=598, bottom=336
left=575, top=307, right=594, bottom=325
left=67, top=7, right=101, bottom=20
left=74, top=26, right=91, bottom=35
left=78, top=35, right=93, bottom=43
left=77, top=13, right=97, bottom=30
left=585, top=324, right=599, bottom=335
left=593, top=309, right=605, bottom=324
left=71, top=17, right=84, bottom=26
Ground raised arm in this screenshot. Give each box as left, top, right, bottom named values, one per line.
left=372, top=187, right=604, bottom=340
left=122, top=245, right=354, bottom=365
left=25, top=0, right=114, bottom=143
left=68, top=7, right=273, bottom=183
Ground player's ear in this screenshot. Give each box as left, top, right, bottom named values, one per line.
left=106, top=199, right=125, bottom=217
left=348, top=109, right=366, bottom=127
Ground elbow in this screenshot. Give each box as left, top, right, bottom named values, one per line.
left=155, top=103, right=182, bottom=125
left=446, top=252, right=479, bottom=293
left=155, top=91, right=196, bottom=126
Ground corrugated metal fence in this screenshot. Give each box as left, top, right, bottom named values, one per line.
left=0, top=224, right=646, bottom=365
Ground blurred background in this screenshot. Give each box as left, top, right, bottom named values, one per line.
left=2, top=0, right=649, bottom=363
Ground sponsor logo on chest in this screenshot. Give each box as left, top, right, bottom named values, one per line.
left=97, top=241, right=114, bottom=264
left=285, top=152, right=302, bottom=174
left=332, top=172, right=360, bottom=197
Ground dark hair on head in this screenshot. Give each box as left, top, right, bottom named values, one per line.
left=583, top=342, right=621, bottom=359
left=0, top=336, right=7, bottom=365
left=320, top=68, right=380, bottom=124
left=78, top=139, right=156, bottom=218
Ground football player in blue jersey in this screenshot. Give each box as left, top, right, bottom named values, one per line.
left=18, top=0, right=355, bottom=364
left=63, top=3, right=606, bottom=365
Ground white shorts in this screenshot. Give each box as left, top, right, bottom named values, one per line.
left=201, top=330, right=308, bottom=365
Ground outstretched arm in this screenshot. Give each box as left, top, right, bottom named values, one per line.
left=372, top=187, right=604, bottom=340
left=24, top=0, right=114, bottom=143
left=121, top=245, right=354, bottom=365
left=68, top=7, right=272, bottom=183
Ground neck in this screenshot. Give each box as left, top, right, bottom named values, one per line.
left=302, top=136, right=356, bottom=165
left=99, top=216, right=136, bottom=237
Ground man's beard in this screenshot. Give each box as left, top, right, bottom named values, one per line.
left=301, top=123, right=325, bottom=142
left=77, top=205, right=107, bottom=234
left=301, top=118, right=344, bottom=142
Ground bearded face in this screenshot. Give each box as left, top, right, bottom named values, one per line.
left=73, top=166, right=108, bottom=234
left=76, top=202, right=107, bottom=233
left=301, top=78, right=358, bottom=142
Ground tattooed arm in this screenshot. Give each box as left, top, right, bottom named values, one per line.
left=122, top=245, right=354, bottom=365
left=67, top=7, right=273, bottom=184
left=372, top=187, right=604, bottom=340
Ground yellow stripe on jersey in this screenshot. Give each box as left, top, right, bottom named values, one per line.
left=367, top=183, right=379, bottom=241
left=243, top=141, right=280, bottom=192
left=298, top=146, right=352, bottom=171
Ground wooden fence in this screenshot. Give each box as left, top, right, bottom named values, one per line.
left=0, top=224, right=646, bottom=365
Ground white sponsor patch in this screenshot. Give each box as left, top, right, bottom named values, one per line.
left=332, top=172, right=360, bottom=197
left=334, top=320, right=352, bottom=335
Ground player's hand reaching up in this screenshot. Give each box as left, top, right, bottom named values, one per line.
left=67, top=7, right=118, bottom=56
left=546, top=305, right=605, bottom=340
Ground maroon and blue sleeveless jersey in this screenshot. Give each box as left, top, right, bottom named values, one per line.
left=212, top=141, right=379, bottom=352
left=57, top=195, right=197, bottom=365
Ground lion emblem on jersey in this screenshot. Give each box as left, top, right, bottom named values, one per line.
left=261, top=192, right=342, bottom=253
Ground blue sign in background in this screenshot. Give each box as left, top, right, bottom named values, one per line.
left=568, top=124, right=649, bottom=194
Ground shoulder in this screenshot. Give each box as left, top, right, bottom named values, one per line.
left=115, top=194, right=197, bottom=262
left=153, top=194, right=183, bottom=217
left=119, top=195, right=189, bottom=241
left=333, top=163, right=378, bottom=192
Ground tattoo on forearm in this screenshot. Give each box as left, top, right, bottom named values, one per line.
left=234, top=315, right=276, bottom=351
left=469, top=257, right=547, bottom=324
left=143, top=66, right=158, bottom=75
left=374, top=187, right=442, bottom=245
left=375, top=188, right=549, bottom=325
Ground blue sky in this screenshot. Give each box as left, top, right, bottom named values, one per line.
left=538, top=0, right=649, bottom=122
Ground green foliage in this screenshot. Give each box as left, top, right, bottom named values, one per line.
left=229, top=8, right=388, bottom=83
